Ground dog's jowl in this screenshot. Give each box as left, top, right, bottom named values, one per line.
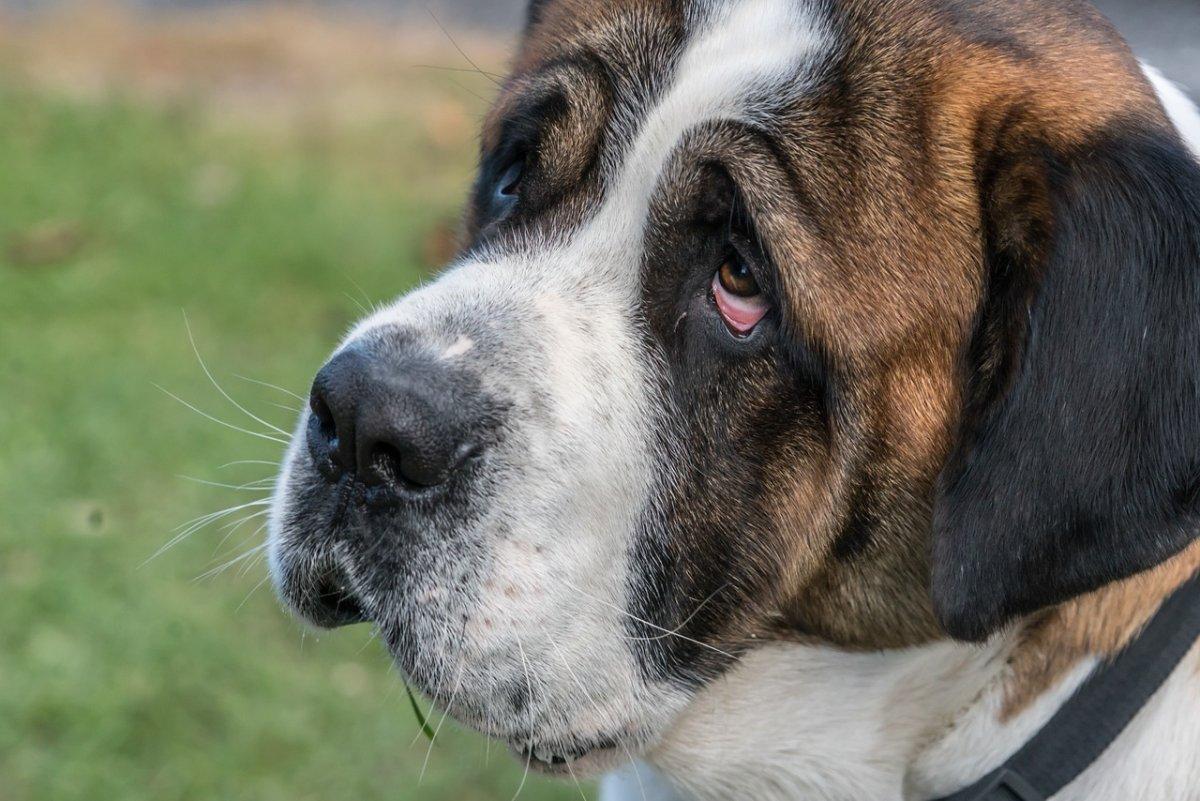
left=267, top=1, right=1200, bottom=798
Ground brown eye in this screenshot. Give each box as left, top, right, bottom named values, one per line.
left=717, top=256, right=760, bottom=298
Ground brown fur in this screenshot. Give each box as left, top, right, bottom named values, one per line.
left=1002, top=542, right=1200, bottom=720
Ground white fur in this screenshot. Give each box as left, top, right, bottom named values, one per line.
left=648, top=640, right=1018, bottom=801
left=439, top=334, right=474, bottom=359
left=605, top=640, right=1200, bottom=801
left=1061, top=644, right=1200, bottom=800
left=1143, top=63, right=1200, bottom=158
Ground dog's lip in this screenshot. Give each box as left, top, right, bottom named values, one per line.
left=510, top=734, right=627, bottom=775
left=276, top=523, right=648, bottom=775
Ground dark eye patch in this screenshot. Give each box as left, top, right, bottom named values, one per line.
left=637, top=162, right=781, bottom=372
left=470, top=92, right=569, bottom=230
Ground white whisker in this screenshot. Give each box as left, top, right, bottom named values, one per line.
left=343, top=291, right=370, bottom=317
left=344, top=273, right=378, bottom=316
left=409, top=615, right=458, bottom=750
left=619, top=742, right=649, bottom=801
left=154, top=384, right=289, bottom=446
left=178, top=475, right=276, bottom=492
left=419, top=659, right=464, bottom=784
left=356, top=626, right=381, bottom=655
left=184, top=312, right=291, bottom=437
left=511, top=633, right=535, bottom=801
left=235, top=527, right=269, bottom=576
left=217, top=459, right=280, bottom=470
left=560, top=579, right=735, bottom=659
left=194, top=543, right=268, bottom=582
left=233, top=374, right=306, bottom=403
left=539, top=622, right=599, bottom=708
left=565, top=761, right=590, bottom=801
left=539, top=623, right=639, bottom=801
left=484, top=694, right=495, bottom=765
left=236, top=574, right=271, bottom=611
left=178, top=498, right=271, bottom=532
left=145, top=498, right=271, bottom=565
left=170, top=505, right=256, bottom=545
left=214, top=509, right=270, bottom=552
left=625, top=583, right=728, bottom=643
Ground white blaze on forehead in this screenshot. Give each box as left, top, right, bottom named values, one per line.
left=622, top=0, right=827, bottom=186
left=566, top=0, right=830, bottom=274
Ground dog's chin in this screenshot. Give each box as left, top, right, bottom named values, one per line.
left=271, top=486, right=663, bottom=782
left=358, top=613, right=651, bottom=779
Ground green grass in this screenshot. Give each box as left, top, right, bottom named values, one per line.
left=0, top=85, right=580, bottom=801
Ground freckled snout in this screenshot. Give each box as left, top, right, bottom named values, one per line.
left=306, top=342, right=494, bottom=501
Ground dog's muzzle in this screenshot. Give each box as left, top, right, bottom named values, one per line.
left=267, top=261, right=671, bottom=774
left=275, top=332, right=503, bottom=628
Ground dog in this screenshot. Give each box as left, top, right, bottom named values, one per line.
left=266, top=1, right=1200, bottom=798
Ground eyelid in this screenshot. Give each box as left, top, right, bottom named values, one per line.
left=494, top=139, right=530, bottom=175
left=497, top=158, right=525, bottom=198
left=491, top=89, right=564, bottom=163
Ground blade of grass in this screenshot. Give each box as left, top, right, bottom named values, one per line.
left=406, top=683, right=436, bottom=742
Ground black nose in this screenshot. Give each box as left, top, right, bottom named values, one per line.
left=306, top=346, right=486, bottom=496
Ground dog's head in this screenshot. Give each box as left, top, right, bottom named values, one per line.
left=268, top=0, right=1200, bottom=775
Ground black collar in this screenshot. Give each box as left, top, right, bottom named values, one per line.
left=933, top=569, right=1200, bottom=801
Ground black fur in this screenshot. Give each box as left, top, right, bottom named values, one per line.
left=832, top=476, right=881, bottom=561
left=933, top=122, right=1200, bottom=641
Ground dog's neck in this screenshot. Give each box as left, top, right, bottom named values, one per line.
left=639, top=545, right=1200, bottom=801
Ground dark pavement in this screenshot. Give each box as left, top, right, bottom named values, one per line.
left=431, top=0, right=1199, bottom=95
left=1095, top=0, right=1200, bottom=93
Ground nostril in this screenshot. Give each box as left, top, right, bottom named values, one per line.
left=306, top=387, right=348, bottom=479
left=365, top=442, right=448, bottom=490
left=366, top=442, right=407, bottom=487
left=309, top=392, right=336, bottom=441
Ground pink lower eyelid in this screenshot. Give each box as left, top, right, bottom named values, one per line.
left=712, top=274, right=768, bottom=334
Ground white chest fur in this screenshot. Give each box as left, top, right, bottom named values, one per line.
left=602, top=638, right=1200, bottom=801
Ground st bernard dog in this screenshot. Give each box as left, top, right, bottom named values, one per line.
left=265, top=1, right=1200, bottom=798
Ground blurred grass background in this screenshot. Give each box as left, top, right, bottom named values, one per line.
left=0, top=4, right=577, bottom=799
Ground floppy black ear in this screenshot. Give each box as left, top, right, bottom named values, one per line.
left=932, top=118, right=1200, bottom=641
